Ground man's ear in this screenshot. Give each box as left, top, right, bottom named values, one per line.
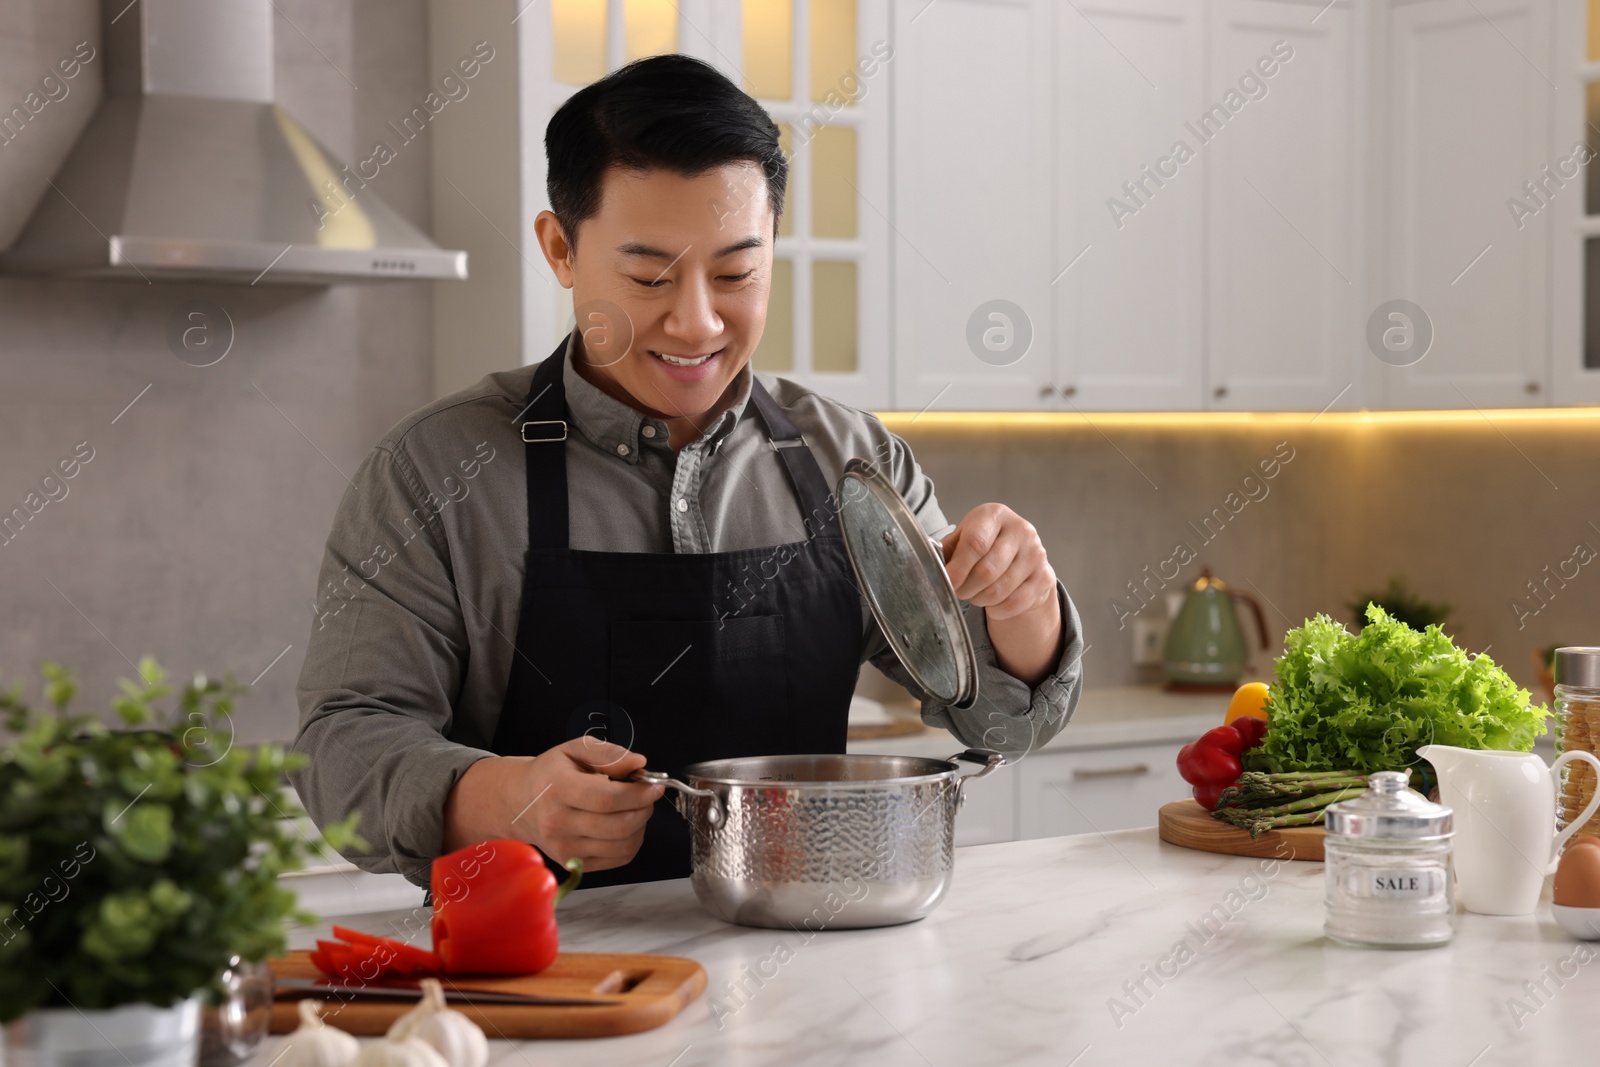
left=533, top=210, right=577, bottom=287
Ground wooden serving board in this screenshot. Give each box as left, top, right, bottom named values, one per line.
left=267, top=951, right=705, bottom=1039
left=1158, top=799, right=1325, bottom=862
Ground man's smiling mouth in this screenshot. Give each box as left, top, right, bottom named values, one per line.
left=651, top=349, right=721, bottom=367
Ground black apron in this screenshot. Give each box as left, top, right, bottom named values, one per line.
left=488, top=342, right=864, bottom=887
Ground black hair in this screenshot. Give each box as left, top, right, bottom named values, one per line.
left=545, top=53, right=788, bottom=246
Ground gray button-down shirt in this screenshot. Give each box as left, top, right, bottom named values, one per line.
left=291, top=335, right=1084, bottom=886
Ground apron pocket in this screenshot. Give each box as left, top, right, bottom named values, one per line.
left=607, top=615, right=792, bottom=768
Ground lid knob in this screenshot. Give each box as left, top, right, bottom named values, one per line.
left=1324, top=770, right=1453, bottom=839
left=1367, top=770, right=1408, bottom=794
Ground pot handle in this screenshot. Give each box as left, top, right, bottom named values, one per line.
left=631, top=769, right=725, bottom=828
left=948, top=750, right=1006, bottom=809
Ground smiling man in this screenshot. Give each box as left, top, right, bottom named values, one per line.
left=292, top=55, right=1084, bottom=889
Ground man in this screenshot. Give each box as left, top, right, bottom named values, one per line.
left=291, top=54, right=1083, bottom=889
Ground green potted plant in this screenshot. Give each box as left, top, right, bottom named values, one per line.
left=0, top=659, right=361, bottom=1066
left=1347, top=577, right=1453, bottom=632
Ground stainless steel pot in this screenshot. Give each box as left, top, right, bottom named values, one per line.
left=636, top=750, right=1005, bottom=929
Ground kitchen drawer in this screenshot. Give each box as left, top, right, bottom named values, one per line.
left=1016, top=743, right=1189, bottom=840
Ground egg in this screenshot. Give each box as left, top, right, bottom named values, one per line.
left=1553, top=840, right=1600, bottom=907
left=1567, top=836, right=1600, bottom=853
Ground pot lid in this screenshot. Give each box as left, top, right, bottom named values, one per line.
left=836, top=458, right=978, bottom=710
left=1324, top=770, right=1453, bottom=839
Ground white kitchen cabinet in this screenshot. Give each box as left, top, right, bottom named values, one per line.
left=953, top=763, right=1018, bottom=846
left=1015, top=742, right=1190, bottom=840
left=890, top=0, right=1057, bottom=411
left=1376, top=0, right=1554, bottom=409
left=1054, top=0, right=1207, bottom=411
left=1550, top=0, right=1600, bottom=406
left=1205, top=0, right=1363, bottom=412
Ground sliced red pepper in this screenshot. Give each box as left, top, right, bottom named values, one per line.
left=312, top=939, right=387, bottom=981
left=330, top=926, right=442, bottom=974
left=308, top=841, right=583, bottom=981
left=431, top=839, right=581, bottom=976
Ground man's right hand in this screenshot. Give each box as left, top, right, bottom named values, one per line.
left=443, top=738, right=665, bottom=872
left=513, top=738, right=665, bottom=871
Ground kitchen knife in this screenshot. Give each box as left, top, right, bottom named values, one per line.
left=275, top=976, right=622, bottom=1007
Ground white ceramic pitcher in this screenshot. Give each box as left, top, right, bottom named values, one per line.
left=1418, top=745, right=1600, bottom=915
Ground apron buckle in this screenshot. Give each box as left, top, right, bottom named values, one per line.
left=522, top=420, right=569, bottom=443
left=769, top=435, right=807, bottom=451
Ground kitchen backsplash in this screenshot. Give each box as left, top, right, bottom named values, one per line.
left=890, top=414, right=1599, bottom=702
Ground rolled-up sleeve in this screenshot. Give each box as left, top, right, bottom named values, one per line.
left=861, top=432, right=1085, bottom=757
left=289, top=443, right=493, bottom=888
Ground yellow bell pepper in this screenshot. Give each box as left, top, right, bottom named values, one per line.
left=1223, top=681, right=1271, bottom=725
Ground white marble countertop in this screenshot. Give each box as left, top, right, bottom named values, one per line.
left=259, top=828, right=1596, bottom=1066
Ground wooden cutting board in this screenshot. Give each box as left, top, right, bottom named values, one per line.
left=1158, top=799, right=1325, bottom=861
left=268, top=951, right=706, bottom=1039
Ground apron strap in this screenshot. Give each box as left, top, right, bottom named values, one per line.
left=522, top=348, right=570, bottom=552
left=746, top=378, right=840, bottom=539
left=520, top=347, right=841, bottom=550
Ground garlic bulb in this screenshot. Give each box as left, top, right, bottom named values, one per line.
left=406, top=980, right=489, bottom=1067
left=352, top=1033, right=448, bottom=1067
left=272, top=999, right=360, bottom=1067
left=354, top=978, right=486, bottom=1067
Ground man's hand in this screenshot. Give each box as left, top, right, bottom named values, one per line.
left=443, top=738, right=664, bottom=872
left=942, top=503, right=1063, bottom=686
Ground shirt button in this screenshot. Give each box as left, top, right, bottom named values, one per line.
left=616, top=443, right=630, bottom=457
left=675, top=498, right=689, bottom=513
left=641, top=425, right=657, bottom=439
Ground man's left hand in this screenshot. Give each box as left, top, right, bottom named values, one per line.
left=941, top=503, right=1063, bottom=686
left=941, top=503, right=1057, bottom=620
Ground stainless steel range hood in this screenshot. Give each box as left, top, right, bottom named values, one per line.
left=1, top=0, right=467, bottom=285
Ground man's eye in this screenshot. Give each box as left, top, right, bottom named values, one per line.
left=720, top=270, right=754, bottom=283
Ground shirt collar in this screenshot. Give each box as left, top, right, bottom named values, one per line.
left=559, top=329, right=754, bottom=458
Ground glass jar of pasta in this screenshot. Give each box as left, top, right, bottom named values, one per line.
left=1556, top=647, right=1600, bottom=841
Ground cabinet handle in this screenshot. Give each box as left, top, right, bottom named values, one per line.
left=1061, top=384, right=1078, bottom=398
left=1526, top=381, right=1542, bottom=395
left=1039, top=384, right=1056, bottom=397
left=1213, top=385, right=1228, bottom=399
left=1069, top=763, right=1151, bottom=780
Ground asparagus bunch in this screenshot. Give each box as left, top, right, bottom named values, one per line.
left=1209, top=770, right=1403, bottom=838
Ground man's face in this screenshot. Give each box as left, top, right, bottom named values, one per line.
left=538, top=162, right=775, bottom=426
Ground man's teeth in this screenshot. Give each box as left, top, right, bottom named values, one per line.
left=654, top=351, right=715, bottom=367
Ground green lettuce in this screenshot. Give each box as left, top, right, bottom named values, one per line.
left=1247, top=605, right=1548, bottom=773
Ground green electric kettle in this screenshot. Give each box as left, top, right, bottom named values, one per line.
left=1161, top=567, right=1270, bottom=689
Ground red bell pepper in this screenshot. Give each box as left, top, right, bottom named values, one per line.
left=431, top=839, right=582, bottom=976
left=1230, top=715, right=1268, bottom=750
left=1177, top=723, right=1267, bottom=811
left=307, top=840, right=582, bottom=981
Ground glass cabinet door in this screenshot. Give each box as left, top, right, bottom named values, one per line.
left=1553, top=0, right=1600, bottom=404
left=541, top=0, right=890, bottom=409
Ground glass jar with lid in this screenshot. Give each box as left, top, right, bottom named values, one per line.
left=1555, top=647, right=1600, bottom=841
left=1324, top=770, right=1454, bottom=948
